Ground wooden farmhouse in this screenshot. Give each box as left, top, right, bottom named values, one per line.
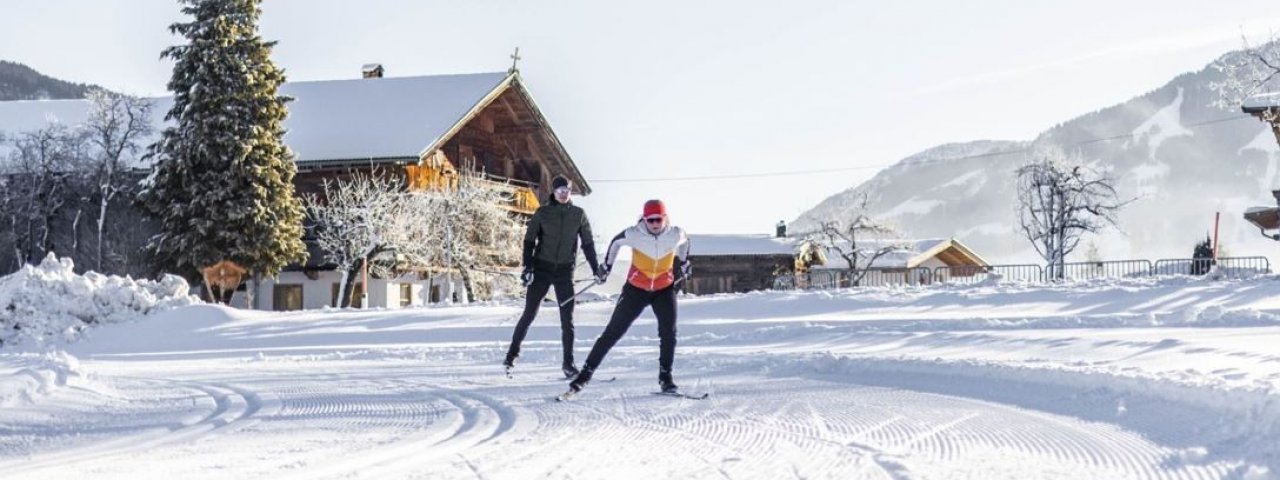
left=0, top=67, right=589, bottom=310
left=274, top=68, right=590, bottom=310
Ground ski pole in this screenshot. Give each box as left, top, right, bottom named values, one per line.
left=559, top=282, right=596, bottom=307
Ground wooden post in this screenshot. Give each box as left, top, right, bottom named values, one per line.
left=361, top=257, right=369, bottom=308
left=1213, top=212, right=1221, bottom=260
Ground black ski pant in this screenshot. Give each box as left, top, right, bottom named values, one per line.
left=582, top=283, right=678, bottom=374
left=506, top=265, right=577, bottom=367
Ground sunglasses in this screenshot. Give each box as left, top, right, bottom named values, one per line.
left=644, top=216, right=664, bottom=224
left=554, top=187, right=570, bottom=195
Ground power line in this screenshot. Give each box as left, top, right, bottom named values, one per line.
left=588, top=114, right=1256, bottom=184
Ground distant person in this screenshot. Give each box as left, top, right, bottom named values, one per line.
left=564, top=199, right=691, bottom=397
left=504, top=175, right=601, bottom=378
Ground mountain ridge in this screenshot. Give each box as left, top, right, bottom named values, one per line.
left=0, top=60, right=103, bottom=101
left=793, top=55, right=1280, bottom=265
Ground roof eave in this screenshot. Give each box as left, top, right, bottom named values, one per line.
left=295, top=156, right=419, bottom=172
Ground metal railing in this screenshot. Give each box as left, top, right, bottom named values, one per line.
left=1056, top=259, right=1153, bottom=281
left=1218, top=256, right=1271, bottom=275
left=771, top=256, right=1273, bottom=291
left=1153, top=256, right=1271, bottom=276
left=934, top=264, right=1044, bottom=284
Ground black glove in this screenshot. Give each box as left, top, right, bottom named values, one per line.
left=520, top=267, right=535, bottom=287
left=594, top=265, right=610, bottom=285
left=675, top=260, right=691, bottom=282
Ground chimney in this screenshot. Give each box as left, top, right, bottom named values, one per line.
left=776, top=220, right=787, bottom=238
left=361, top=63, right=385, bottom=79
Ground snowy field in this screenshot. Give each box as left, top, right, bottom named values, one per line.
left=3, top=273, right=1280, bottom=479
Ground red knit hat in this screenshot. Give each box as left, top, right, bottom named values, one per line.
left=642, top=199, right=666, bottom=218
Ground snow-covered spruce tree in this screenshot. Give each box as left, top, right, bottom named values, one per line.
left=1211, top=35, right=1280, bottom=128
left=809, top=192, right=904, bottom=287
left=138, top=0, right=306, bottom=287
left=1015, top=145, right=1130, bottom=280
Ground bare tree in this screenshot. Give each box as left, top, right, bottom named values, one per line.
left=302, top=170, right=403, bottom=307
left=809, top=193, right=905, bottom=287
left=83, top=90, right=154, bottom=272
left=1211, top=35, right=1280, bottom=123
left=2, top=124, right=88, bottom=266
left=1016, top=146, right=1131, bottom=280
left=428, top=170, right=522, bottom=303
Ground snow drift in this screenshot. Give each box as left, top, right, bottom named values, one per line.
left=0, top=253, right=197, bottom=348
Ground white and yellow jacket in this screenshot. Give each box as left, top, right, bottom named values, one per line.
left=604, top=222, right=690, bottom=291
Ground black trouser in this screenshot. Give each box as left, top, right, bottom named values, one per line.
left=582, top=284, right=678, bottom=374
left=506, top=265, right=577, bottom=367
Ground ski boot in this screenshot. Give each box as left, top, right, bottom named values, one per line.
left=570, top=367, right=594, bottom=392
left=658, top=370, right=678, bottom=394
left=502, top=355, right=516, bottom=378
left=562, top=363, right=580, bottom=379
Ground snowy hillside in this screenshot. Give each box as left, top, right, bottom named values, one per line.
left=793, top=56, right=1280, bottom=266
left=2, top=275, right=1279, bottom=478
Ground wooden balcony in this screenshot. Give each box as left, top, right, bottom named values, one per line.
left=404, top=161, right=539, bottom=215
left=478, top=174, right=540, bottom=215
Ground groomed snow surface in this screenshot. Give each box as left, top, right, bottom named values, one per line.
left=3, top=268, right=1280, bottom=479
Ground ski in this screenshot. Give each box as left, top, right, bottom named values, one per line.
left=651, top=391, right=709, bottom=400
left=502, top=369, right=616, bottom=383
left=555, top=389, right=580, bottom=402
left=554, top=375, right=617, bottom=383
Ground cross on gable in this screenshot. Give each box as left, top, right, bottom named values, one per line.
left=509, top=47, right=522, bottom=74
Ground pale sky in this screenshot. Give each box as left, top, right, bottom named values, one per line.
left=2, top=1, right=1279, bottom=241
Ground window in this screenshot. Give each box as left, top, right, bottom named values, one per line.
left=273, top=284, right=303, bottom=311
left=331, top=282, right=365, bottom=308
left=399, top=283, right=413, bottom=307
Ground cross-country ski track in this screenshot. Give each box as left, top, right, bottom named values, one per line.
left=3, top=275, right=1279, bottom=479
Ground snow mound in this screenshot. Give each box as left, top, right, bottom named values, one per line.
left=0, top=351, right=80, bottom=406
left=0, top=253, right=198, bottom=348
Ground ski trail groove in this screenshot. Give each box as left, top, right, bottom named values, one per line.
left=275, top=383, right=528, bottom=479
left=0, top=377, right=269, bottom=475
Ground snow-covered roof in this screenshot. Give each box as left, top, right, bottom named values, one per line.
left=819, top=239, right=943, bottom=269
left=687, top=234, right=799, bottom=256
left=1242, top=91, right=1280, bottom=112
left=0, top=72, right=511, bottom=165
left=809, top=238, right=985, bottom=270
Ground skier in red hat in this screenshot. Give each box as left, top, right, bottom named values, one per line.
left=563, top=199, right=691, bottom=397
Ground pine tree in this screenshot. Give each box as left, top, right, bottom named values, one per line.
left=138, top=0, right=306, bottom=281
left=1191, top=234, right=1214, bottom=275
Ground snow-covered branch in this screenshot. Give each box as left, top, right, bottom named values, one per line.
left=302, top=170, right=403, bottom=307
left=808, top=193, right=906, bottom=287
left=1016, top=145, right=1132, bottom=279
left=427, top=169, right=522, bottom=302
left=1211, top=34, right=1280, bottom=122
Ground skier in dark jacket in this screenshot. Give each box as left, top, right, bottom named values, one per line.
left=566, top=199, right=690, bottom=395
left=504, top=175, right=602, bottom=378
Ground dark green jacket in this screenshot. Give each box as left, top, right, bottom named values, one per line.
left=523, top=198, right=600, bottom=273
